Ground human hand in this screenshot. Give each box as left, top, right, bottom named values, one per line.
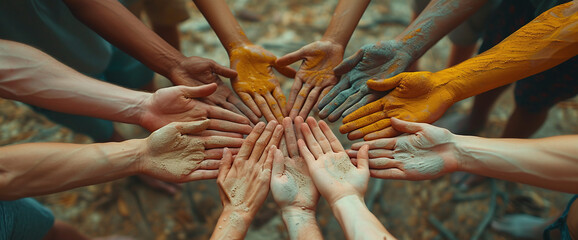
left=229, top=44, right=295, bottom=122
left=298, top=117, right=370, bottom=205
left=167, top=56, right=260, bottom=123
left=271, top=117, right=319, bottom=213
left=217, top=121, right=283, bottom=217
left=139, top=120, right=244, bottom=182
left=346, top=118, right=459, bottom=180
left=318, top=40, right=414, bottom=122
left=139, top=83, right=253, bottom=137
left=340, top=71, right=457, bottom=140
left=276, top=41, right=344, bottom=119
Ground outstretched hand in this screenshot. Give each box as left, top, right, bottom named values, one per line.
left=318, top=40, right=414, bottom=122
left=229, top=44, right=296, bottom=122
left=340, top=71, right=457, bottom=140
left=298, top=117, right=370, bottom=205
left=276, top=41, right=343, bottom=119
left=139, top=83, right=253, bottom=137
left=347, top=118, right=459, bottom=180
left=139, top=120, right=244, bottom=182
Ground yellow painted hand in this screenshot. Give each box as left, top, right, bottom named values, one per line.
left=339, top=71, right=457, bottom=140
left=230, top=44, right=290, bottom=122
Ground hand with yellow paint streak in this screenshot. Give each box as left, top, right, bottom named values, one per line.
left=318, top=40, right=414, bottom=122
left=276, top=41, right=344, bottom=119
left=340, top=71, right=456, bottom=140
left=230, top=44, right=293, bottom=122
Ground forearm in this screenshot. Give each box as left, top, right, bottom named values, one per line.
left=281, top=208, right=323, bottom=240
left=395, top=0, right=487, bottom=59
left=456, top=135, right=578, bottom=193
left=441, top=1, right=578, bottom=101
left=321, top=0, right=370, bottom=47
left=0, top=40, right=149, bottom=124
left=0, top=140, right=143, bottom=200
left=331, top=195, right=394, bottom=240
left=210, top=207, right=254, bottom=240
left=193, top=0, right=251, bottom=52
left=62, top=0, right=185, bottom=77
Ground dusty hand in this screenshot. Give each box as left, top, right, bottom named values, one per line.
left=276, top=41, right=343, bottom=119
left=340, top=71, right=457, bottom=140
left=271, top=117, right=319, bottom=212
left=346, top=118, right=459, bottom=180
left=318, top=40, right=413, bottom=122
left=217, top=121, right=283, bottom=216
left=139, top=83, right=252, bottom=137
left=140, top=120, right=244, bottom=182
left=230, top=44, right=294, bottom=122
left=298, top=117, right=370, bottom=204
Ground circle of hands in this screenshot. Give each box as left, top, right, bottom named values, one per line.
left=141, top=39, right=460, bottom=235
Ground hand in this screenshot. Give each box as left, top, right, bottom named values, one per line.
left=297, top=117, right=370, bottom=205
left=340, top=71, right=457, bottom=140
left=346, top=118, right=459, bottom=180
left=139, top=83, right=253, bottom=137
left=139, top=120, right=244, bottom=182
left=229, top=44, right=294, bottom=122
left=217, top=121, right=283, bottom=216
left=271, top=117, right=319, bottom=212
left=318, top=40, right=413, bottom=122
left=276, top=41, right=344, bottom=119
left=167, top=56, right=260, bottom=123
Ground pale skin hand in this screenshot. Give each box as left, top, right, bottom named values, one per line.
left=339, top=71, right=456, bottom=140
left=271, top=117, right=322, bottom=240
left=319, top=40, right=413, bottom=122
left=139, top=83, right=253, bottom=137
left=229, top=44, right=289, bottom=122
left=347, top=118, right=459, bottom=180
left=211, top=121, right=283, bottom=240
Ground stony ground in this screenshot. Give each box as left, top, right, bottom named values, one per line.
left=2, top=0, right=578, bottom=239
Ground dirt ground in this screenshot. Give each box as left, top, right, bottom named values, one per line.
left=2, top=0, right=578, bottom=239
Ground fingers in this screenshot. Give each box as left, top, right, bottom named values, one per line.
left=356, top=145, right=369, bottom=171
left=318, top=78, right=348, bottom=112
left=306, top=117, right=332, bottom=153
left=287, top=77, right=303, bottom=115
left=238, top=92, right=262, bottom=118
left=248, top=121, right=279, bottom=162
left=342, top=92, right=380, bottom=118
left=237, top=122, right=266, bottom=159
left=367, top=158, right=399, bottom=169
left=274, top=65, right=297, bottom=79
left=300, top=120, right=323, bottom=158
left=203, top=136, right=244, bottom=149
left=298, top=87, right=321, bottom=119
left=283, top=117, right=299, bottom=158
left=255, top=94, right=276, bottom=122
left=218, top=148, right=234, bottom=181
left=228, top=95, right=260, bottom=124
left=289, top=83, right=312, bottom=118
left=366, top=76, right=402, bottom=92
left=298, top=139, right=316, bottom=165
left=364, top=127, right=401, bottom=140
left=207, top=103, right=252, bottom=125
left=273, top=87, right=287, bottom=117
left=197, top=130, right=243, bottom=138
left=198, top=160, right=221, bottom=170
left=180, top=83, right=218, bottom=98
left=207, top=119, right=252, bottom=135
left=340, top=111, right=388, bottom=135
left=390, top=117, right=424, bottom=134
left=175, top=119, right=210, bottom=135
left=204, top=148, right=240, bottom=160
left=276, top=49, right=304, bottom=67
left=271, top=148, right=286, bottom=178
left=186, top=170, right=219, bottom=181
left=319, top=86, right=353, bottom=121
left=264, top=92, right=284, bottom=122
left=370, top=169, right=406, bottom=179
left=262, top=145, right=277, bottom=172
left=318, top=120, right=344, bottom=152
left=351, top=138, right=396, bottom=150
left=212, top=63, right=238, bottom=78
left=333, top=49, right=364, bottom=75
left=294, top=116, right=305, bottom=141
left=258, top=125, right=284, bottom=163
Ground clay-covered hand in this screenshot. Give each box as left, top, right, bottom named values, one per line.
left=318, top=40, right=414, bottom=122
left=298, top=117, right=370, bottom=205
left=271, top=117, right=319, bottom=212
left=139, top=120, right=244, bottom=182
left=346, top=118, right=459, bottom=180
left=139, top=83, right=253, bottom=137
left=276, top=41, right=344, bottom=119
left=340, top=71, right=457, bottom=140
left=230, top=44, right=295, bottom=122
left=167, top=56, right=260, bottom=124
left=217, top=121, right=283, bottom=217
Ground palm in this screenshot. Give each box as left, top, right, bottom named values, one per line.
left=309, top=152, right=367, bottom=202
left=271, top=156, right=318, bottom=210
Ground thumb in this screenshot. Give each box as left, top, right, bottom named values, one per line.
left=390, top=117, right=423, bottom=134
left=366, top=75, right=403, bottom=92
left=212, top=64, right=238, bottom=79
left=271, top=148, right=286, bottom=178
left=276, top=49, right=304, bottom=66
left=175, top=119, right=210, bottom=134
left=334, top=49, right=364, bottom=75
left=180, top=83, right=218, bottom=98
left=274, top=64, right=297, bottom=78
left=356, top=145, right=370, bottom=171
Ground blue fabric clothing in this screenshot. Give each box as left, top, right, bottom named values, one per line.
left=543, top=195, right=578, bottom=240
left=0, top=198, right=55, bottom=240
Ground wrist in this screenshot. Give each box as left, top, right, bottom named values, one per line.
left=134, top=92, right=157, bottom=130
left=121, top=138, right=147, bottom=175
